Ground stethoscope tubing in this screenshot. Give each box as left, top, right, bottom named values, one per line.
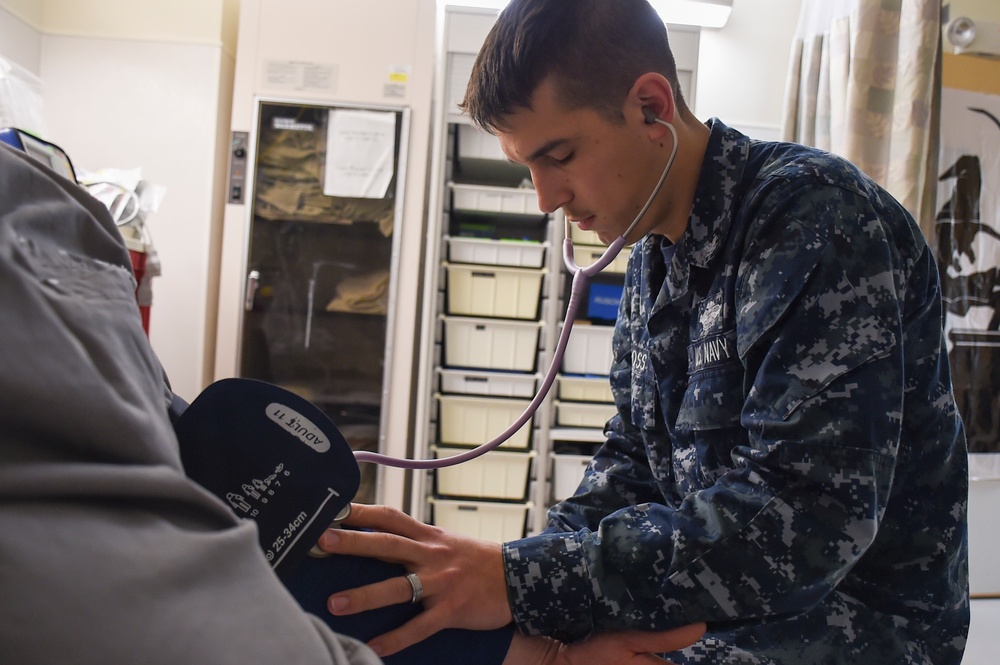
left=353, top=120, right=678, bottom=470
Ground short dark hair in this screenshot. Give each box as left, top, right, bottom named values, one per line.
left=460, top=0, right=687, bottom=134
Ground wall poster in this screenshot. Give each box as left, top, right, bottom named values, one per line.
left=939, top=57, right=1000, bottom=596
left=937, top=84, right=1000, bottom=466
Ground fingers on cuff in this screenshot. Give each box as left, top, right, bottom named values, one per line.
left=328, top=576, right=417, bottom=616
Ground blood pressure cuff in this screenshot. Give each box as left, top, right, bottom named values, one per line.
left=173, top=378, right=360, bottom=582
left=173, top=378, right=513, bottom=663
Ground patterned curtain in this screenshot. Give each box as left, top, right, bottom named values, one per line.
left=781, top=0, right=941, bottom=237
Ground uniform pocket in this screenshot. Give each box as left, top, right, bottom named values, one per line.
left=675, top=365, right=745, bottom=432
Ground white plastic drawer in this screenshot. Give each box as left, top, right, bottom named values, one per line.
left=437, top=394, right=532, bottom=450
left=561, top=324, right=615, bottom=375
left=451, top=183, right=543, bottom=216
left=442, top=316, right=541, bottom=372
left=446, top=235, right=546, bottom=268
left=433, top=447, right=536, bottom=500
left=554, top=400, right=615, bottom=429
left=445, top=263, right=545, bottom=320
left=429, top=497, right=531, bottom=541
left=557, top=375, right=614, bottom=403
left=568, top=224, right=603, bottom=246
left=551, top=453, right=592, bottom=502
left=571, top=244, right=631, bottom=274
left=438, top=369, right=538, bottom=398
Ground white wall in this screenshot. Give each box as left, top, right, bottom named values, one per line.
left=694, top=0, right=803, bottom=139
left=38, top=0, right=236, bottom=46
left=0, top=4, right=41, bottom=74
left=39, top=35, right=232, bottom=401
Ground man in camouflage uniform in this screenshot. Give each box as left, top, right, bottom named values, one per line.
left=320, top=1, right=969, bottom=662
left=501, top=111, right=971, bottom=661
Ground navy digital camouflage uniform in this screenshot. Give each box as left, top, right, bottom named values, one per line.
left=503, top=119, right=970, bottom=663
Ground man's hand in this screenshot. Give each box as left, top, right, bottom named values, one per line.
left=317, top=503, right=513, bottom=657
left=503, top=624, right=708, bottom=665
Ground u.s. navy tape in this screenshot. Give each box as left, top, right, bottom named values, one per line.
left=174, top=378, right=360, bottom=581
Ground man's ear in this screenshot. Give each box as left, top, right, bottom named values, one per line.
left=626, top=72, right=677, bottom=128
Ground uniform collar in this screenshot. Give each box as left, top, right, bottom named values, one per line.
left=646, top=118, right=750, bottom=307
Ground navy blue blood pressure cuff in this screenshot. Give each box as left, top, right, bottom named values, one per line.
left=173, top=378, right=360, bottom=581
left=172, top=378, right=512, bottom=664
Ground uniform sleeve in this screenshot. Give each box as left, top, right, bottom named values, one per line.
left=502, top=184, right=928, bottom=642
left=503, top=243, right=681, bottom=638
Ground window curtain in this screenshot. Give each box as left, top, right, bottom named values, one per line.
left=781, top=0, right=941, bottom=236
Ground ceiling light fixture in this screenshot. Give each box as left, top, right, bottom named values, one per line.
left=444, top=0, right=734, bottom=29
left=649, top=0, right=733, bottom=29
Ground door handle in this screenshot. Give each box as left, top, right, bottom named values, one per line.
left=245, top=270, right=260, bottom=311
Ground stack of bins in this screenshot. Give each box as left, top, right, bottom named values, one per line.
left=549, top=225, right=624, bottom=503
left=430, top=123, right=548, bottom=542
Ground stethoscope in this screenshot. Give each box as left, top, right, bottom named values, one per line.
left=354, top=111, right=678, bottom=470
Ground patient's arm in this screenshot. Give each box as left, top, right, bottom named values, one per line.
left=0, top=141, right=381, bottom=665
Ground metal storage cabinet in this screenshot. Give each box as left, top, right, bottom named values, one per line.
left=240, top=99, right=410, bottom=504
left=215, top=0, right=437, bottom=509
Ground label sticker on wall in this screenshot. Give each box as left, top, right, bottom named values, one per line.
left=263, top=60, right=339, bottom=94
left=384, top=64, right=411, bottom=99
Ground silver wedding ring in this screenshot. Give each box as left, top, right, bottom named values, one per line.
left=405, top=572, right=424, bottom=604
